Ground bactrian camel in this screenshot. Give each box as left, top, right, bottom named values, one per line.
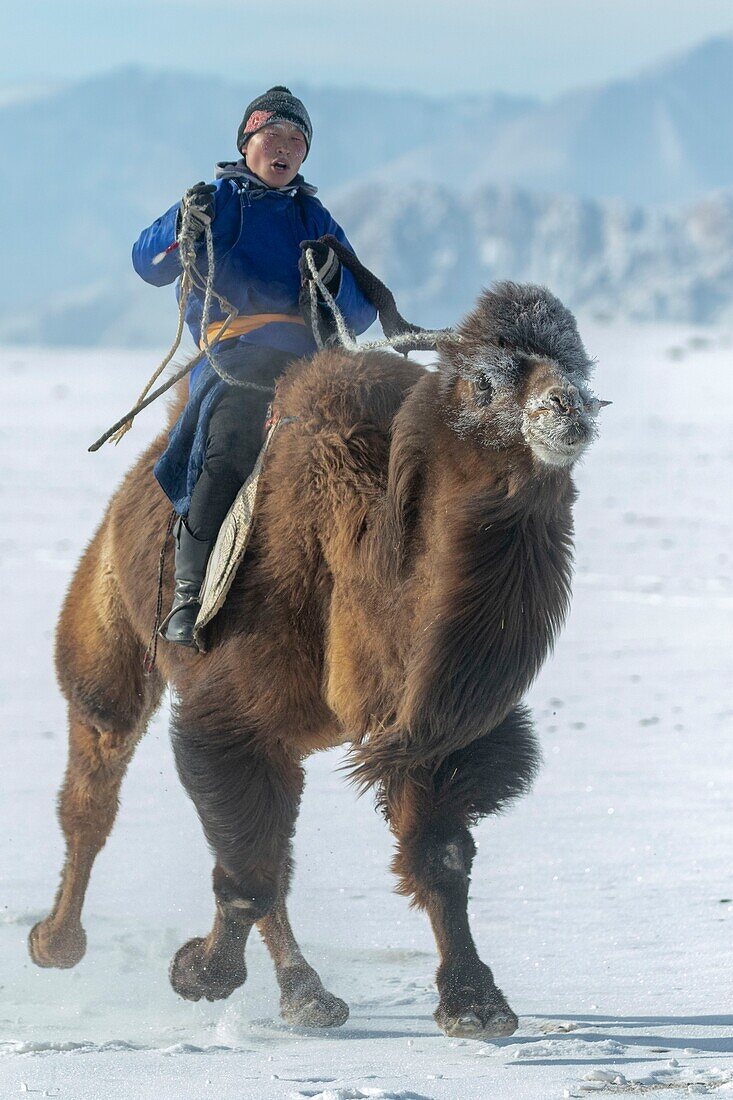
left=29, top=281, right=606, bottom=1039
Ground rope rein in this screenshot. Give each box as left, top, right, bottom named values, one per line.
left=304, top=235, right=457, bottom=356
left=103, top=192, right=272, bottom=448
left=194, top=218, right=275, bottom=396
left=142, top=507, right=178, bottom=676
left=109, top=196, right=199, bottom=445
left=306, top=249, right=356, bottom=351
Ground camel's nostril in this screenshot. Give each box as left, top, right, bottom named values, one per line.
left=546, top=386, right=580, bottom=415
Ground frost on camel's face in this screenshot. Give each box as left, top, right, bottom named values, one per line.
left=439, top=282, right=610, bottom=467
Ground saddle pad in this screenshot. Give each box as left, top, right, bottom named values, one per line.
left=193, top=417, right=285, bottom=647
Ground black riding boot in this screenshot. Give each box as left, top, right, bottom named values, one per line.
left=159, top=517, right=214, bottom=648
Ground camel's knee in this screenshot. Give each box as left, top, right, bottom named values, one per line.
left=412, top=824, right=475, bottom=883
left=57, top=629, right=161, bottom=736
left=213, top=865, right=277, bottom=921
left=434, top=833, right=475, bottom=882
left=394, top=823, right=475, bottom=906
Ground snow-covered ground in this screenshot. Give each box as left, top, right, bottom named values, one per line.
left=1, top=323, right=731, bottom=1099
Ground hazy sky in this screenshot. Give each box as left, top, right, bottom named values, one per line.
left=6, top=0, right=733, bottom=98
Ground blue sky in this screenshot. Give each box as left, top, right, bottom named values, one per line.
left=6, top=0, right=733, bottom=97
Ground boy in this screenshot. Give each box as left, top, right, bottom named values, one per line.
left=133, top=86, right=377, bottom=647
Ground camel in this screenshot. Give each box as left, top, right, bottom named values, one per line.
left=29, top=281, right=606, bottom=1040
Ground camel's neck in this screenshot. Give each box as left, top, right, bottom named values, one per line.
left=423, top=452, right=577, bottom=691
left=385, top=373, right=575, bottom=570
left=383, top=378, right=577, bottom=757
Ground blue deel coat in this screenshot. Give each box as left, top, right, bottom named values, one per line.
left=132, top=161, right=377, bottom=514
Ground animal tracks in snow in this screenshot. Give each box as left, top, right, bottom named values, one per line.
left=290, top=1090, right=436, bottom=1100
left=569, top=1064, right=732, bottom=1095
left=355, top=975, right=436, bottom=1010
left=0, top=1040, right=144, bottom=1057
left=501, top=1037, right=629, bottom=1060
left=481, top=1019, right=733, bottom=1097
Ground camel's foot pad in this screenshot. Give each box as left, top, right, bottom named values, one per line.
left=279, top=965, right=349, bottom=1028
left=169, top=935, right=247, bottom=1002
left=28, top=918, right=87, bottom=970
left=435, top=987, right=518, bottom=1040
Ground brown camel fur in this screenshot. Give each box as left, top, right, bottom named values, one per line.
left=29, top=281, right=605, bottom=1039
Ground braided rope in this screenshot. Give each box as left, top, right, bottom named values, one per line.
left=109, top=241, right=192, bottom=444
left=303, top=246, right=458, bottom=355
left=305, top=249, right=358, bottom=351
left=142, top=507, right=178, bottom=676
left=108, top=196, right=213, bottom=445
left=176, top=208, right=276, bottom=395
left=104, top=193, right=275, bottom=448
left=192, top=228, right=275, bottom=395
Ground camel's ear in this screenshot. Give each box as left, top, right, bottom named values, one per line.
left=387, top=418, right=424, bottom=569
left=435, top=331, right=466, bottom=360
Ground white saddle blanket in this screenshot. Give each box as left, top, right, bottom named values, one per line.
left=193, top=418, right=284, bottom=646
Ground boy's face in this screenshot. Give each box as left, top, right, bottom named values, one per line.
left=242, top=122, right=307, bottom=188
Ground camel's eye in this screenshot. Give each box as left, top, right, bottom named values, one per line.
left=474, top=375, right=493, bottom=401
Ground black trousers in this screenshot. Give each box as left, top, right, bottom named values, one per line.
left=186, top=346, right=294, bottom=542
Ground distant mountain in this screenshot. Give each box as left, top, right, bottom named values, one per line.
left=3, top=42, right=733, bottom=346
left=369, top=36, right=733, bottom=204
left=331, top=183, right=733, bottom=328
left=0, top=80, right=66, bottom=108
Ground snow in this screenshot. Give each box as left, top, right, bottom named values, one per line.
left=1, top=323, right=731, bottom=1098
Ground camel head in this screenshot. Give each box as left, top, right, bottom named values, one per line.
left=437, top=281, right=608, bottom=468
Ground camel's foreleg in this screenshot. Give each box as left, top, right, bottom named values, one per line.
left=257, top=848, right=349, bottom=1027
left=382, top=706, right=539, bottom=1040
left=387, top=776, right=517, bottom=1039
left=169, top=722, right=334, bottom=1018
left=168, top=730, right=295, bottom=1002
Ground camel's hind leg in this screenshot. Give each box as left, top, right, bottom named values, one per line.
left=382, top=707, right=539, bottom=1040
left=29, top=705, right=150, bottom=968
left=29, top=529, right=164, bottom=968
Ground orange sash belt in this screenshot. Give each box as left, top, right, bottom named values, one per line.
left=199, top=313, right=306, bottom=350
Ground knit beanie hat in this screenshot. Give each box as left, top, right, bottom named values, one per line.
left=237, top=86, right=312, bottom=159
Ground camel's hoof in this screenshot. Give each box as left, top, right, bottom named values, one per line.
left=169, top=936, right=247, bottom=1002
left=434, top=989, right=518, bottom=1040
left=278, top=964, right=349, bottom=1028
left=281, top=988, right=350, bottom=1028
left=28, top=919, right=87, bottom=969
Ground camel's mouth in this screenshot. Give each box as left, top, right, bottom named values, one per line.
left=522, top=408, right=597, bottom=467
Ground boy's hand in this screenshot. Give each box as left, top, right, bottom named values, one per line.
left=299, top=239, right=341, bottom=295
left=177, top=182, right=216, bottom=240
